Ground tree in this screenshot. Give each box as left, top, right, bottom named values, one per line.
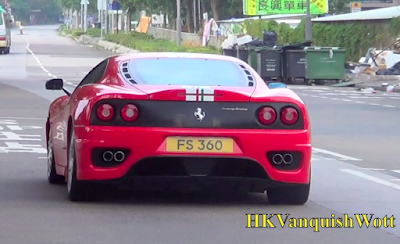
left=106, top=0, right=245, bottom=32
left=9, top=0, right=62, bottom=23
left=54, top=0, right=81, bottom=10
left=9, top=0, right=30, bottom=21
left=329, top=0, right=351, bottom=15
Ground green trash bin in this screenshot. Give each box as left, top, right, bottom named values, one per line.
left=304, top=47, right=346, bottom=80
left=247, top=46, right=267, bottom=71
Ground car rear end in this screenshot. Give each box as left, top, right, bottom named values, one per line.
left=74, top=55, right=311, bottom=196
left=0, top=13, right=7, bottom=48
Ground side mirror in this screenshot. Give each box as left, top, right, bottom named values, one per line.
left=268, top=82, right=287, bottom=89
left=45, top=78, right=64, bottom=90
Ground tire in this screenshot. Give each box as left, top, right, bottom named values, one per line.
left=47, top=129, right=65, bottom=184
left=267, top=183, right=310, bottom=205
left=5, top=47, right=10, bottom=54
left=67, top=131, right=99, bottom=202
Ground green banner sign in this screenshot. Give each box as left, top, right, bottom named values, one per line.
left=243, top=0, right=328, bottom=15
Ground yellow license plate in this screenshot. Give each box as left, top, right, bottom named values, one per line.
left=166, top=137, right=234, bottom=153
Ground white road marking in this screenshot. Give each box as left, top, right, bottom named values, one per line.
left=38, top=157, right=47, bottom=159
left=312, top=147, right=362, bottom=161
left=296, top=91, right=399, bottom=108
left=0, top=117, right=45, bottom=120
left=392, top=170, right=400, bottom=174
left=340, top=169, right=400, bottom=191
left=5, top=125, right=23, bottom=131
left=26, top=42, right=75, bottom=86
left=0, top=132, right=41, bottom=141
left=0, top=120, right=46, bottom=154
left=0, top=142, right=46, bottom=153
left=3, top=125, right=42, bottom=131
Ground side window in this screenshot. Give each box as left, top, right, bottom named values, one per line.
left=76, top=59, right=109, bottom=88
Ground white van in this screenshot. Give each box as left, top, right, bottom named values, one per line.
left=0, top=11, right=11, bottom=54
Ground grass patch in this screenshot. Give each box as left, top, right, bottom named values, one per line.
left=85, top=28, right=101, bottom=37
left=58, top=24, right=100, bottom=37
left=103, top=32, right=221, bottom=54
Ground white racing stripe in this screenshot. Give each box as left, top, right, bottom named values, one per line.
left=183, top=86, right=215, bottom=102
left=340, top=169, right=400, bottom=191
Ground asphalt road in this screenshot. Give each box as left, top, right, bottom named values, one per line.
left=0, top=25, right=399, bottom=244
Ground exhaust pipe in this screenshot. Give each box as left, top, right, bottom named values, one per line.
left=272, top=154, right=283, bottom=164
left=283, top=154, right=293, bottom=164
left=102, top=151, right=114, bottom=162
left=114, top=151, right=125, bottom=162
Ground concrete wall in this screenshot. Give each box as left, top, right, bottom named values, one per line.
left=147, top=26, right=225, bottom=48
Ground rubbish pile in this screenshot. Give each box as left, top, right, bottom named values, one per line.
left=221, top=30, right=278, bottom=49
left=348, top=39, right=400, bottom=76
left=357, top=83, right=396, bottom=93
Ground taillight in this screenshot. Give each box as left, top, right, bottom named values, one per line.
left=280, top=107, right=299, bottom=125
left=258, top=106, right=277, bottom=125
left=0, top=36, right=5, bottom=41
left=121, top=104, right=139, bottom=122
left=96, top=104, right=114, bottom=121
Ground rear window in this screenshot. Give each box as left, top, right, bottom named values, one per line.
left=125, top=58, right=251, bottom=87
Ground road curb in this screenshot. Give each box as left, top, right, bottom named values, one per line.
left=95, top=40, right=139, bottom=54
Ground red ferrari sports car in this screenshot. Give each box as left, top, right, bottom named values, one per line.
left=45, top=52, right=311, bottom=204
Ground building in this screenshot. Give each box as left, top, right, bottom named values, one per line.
left=312, top=6, right=400, bottom=22
left=347, top=0, right=400, bottom=11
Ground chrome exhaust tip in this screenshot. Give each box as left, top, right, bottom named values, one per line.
left=102, top=151, right=114, bottom=162
left=272, top=154, right=283, bottom=165
left=283, top=154, right=293, bottom=164
left=114, top=151, right=125, bottom=162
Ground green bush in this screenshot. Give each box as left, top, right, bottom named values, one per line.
left=85, top=28, right=101, bottom=37
left=72, top=29, right=84, bottom=37
left=243, top=17, right=400, bottom=62
left=103, top=32, right=220, bottom=54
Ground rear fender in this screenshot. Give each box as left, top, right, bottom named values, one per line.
left=48, top=95, right=69, bottom=121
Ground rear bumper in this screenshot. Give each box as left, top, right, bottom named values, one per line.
left=74, top=126, right=312, bottom=187
left=93, top=176, right=302, bottom=193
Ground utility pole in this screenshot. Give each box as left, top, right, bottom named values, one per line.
left=80, top=4, right=83, bottom=30
left=305, top=0, right=312, bottom=41
left=83, top=0, right=88, bottom=32
left=104, top=0, right=108, bottom=34
left=100, top=0, right=104, bottom=38
left=176, top=0, right=181, bottom=46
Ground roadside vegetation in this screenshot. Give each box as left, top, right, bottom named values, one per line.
left=104, top=32, right=220, bottom=54
left=59, top=24, right=220, bottom=54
